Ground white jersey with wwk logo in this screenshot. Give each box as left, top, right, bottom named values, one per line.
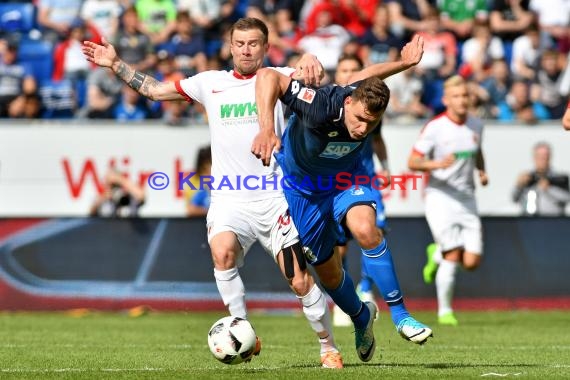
left=175, top=67, right=294, bottom=202
left=412, top=112, right=484, bottom=198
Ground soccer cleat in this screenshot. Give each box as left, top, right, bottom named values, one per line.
left=397, top=316, right=433, bottom=345
left=438, top=312, right=459, bottom=326
left=320, top=351, right=344, bottom=369
left=253, top=336, right=262, bottom=356
left=245, top=336, right=262, bottom=363
left=423, top=243, right=439, bottom=284
left=332, top=304, right=352, bottom=327
left=354, top=301, right=377, bottom=362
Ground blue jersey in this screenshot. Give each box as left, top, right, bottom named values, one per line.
left=276, top=80, right=369, bottom=195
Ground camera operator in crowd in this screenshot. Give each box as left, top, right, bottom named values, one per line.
left=512, top=142, right=570, bottom=216
left=90, top=169, right=145, bottom=217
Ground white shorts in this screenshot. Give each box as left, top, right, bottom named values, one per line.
left=425, top=190, right=483, bottom=255
left=206, top=196, right=299, bottom=267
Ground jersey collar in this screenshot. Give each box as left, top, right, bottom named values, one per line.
left=232, top=70, right=256, bottom=80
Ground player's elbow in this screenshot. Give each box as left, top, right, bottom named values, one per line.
left=563, top=119, right=570, bottom=131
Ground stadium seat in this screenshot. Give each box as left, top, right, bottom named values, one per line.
left=17, top=38, right=54, bottom=83
left=0, top=3, right=35, bottom=33
left=39, top=79, right=76, bottom=119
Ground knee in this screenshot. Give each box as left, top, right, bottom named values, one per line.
left=352, top=225, right=381, bottom=249
left=211, top=247, right=238, bottom=270
left=462, top=254, right=481, bottom=271
left=290, top=273, right=314, bottom=296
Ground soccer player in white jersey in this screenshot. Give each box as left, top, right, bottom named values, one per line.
left=82, top=17, right=344, bottom=368
left=408, top=75, right=489, bottom=326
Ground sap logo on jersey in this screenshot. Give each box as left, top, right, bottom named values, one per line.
left=319, top=142, right=361, bottom=159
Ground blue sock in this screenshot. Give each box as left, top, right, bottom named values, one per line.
left=324, top=270, right=370, bottom=329
left=359, top=256, right=373, bottom=293
left=362, top=239, right=410, bottom=326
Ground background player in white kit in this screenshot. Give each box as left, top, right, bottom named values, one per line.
left=408, top=75, right=489, bottom=326
left=82, top=18, right=344, bottom=368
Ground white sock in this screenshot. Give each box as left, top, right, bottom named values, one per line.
left=214, top=267, right=247, bottom=318
left=434, top=244, right=443, bottom=264
left=299, top=284, right=337, bottom=354
left=435, top=259, right=459, bottom=316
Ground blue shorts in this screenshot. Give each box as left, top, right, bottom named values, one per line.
left=284, top=185, right=377, bottom=265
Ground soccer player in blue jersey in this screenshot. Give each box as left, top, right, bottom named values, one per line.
left=252, top=35, right=432, bottom=359
left=331, top=54, right=389, bottom=328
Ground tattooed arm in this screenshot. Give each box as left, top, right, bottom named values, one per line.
left=82, top=37, right=184, bottom=101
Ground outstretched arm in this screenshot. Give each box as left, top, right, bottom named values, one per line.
left=82, top=37, right=184, bottom=102
left=251, top=68, right=293, bottom=166
left=347, top=34, right=424, bottom=84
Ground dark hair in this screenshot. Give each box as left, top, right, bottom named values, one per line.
left=229, top=18, right=269, bottom=44
left=352, top=77, right=390, bottom=115
left=196, top=145, right=212, bottom=174
left=337, top=53, right=363, bottom=69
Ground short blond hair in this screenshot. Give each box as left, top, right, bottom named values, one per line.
left=443, top=75, right=466, bottom=90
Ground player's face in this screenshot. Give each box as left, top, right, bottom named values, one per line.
left=230, top=29, right=268, bottom=76
left=344, top=97, right=382, bottom=140
left=443, top=83, right=469, bottom=120
left=334, top=59, right=361, bottom=86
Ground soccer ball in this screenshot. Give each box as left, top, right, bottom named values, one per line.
left=207, top=316, right=257, bottom=365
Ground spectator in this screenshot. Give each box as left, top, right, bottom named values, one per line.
left=81, top=0, right=123, bottom=40
left=296, top=7, right=351, bottom=76
left=497, top=79, right=550, bottom=123
left=415, top=6, right=457, bottom=80
left=84, top=67, right=124, bottom=119
left=167, top=11, right=208, bottom=77
left=415, top=6, right=456, bottom=113
left=384, top=66, right=431, bottom=121
left=360, top=4, right=403, bottom=66
left=90, top=169, right=146, bottom=217
left=512, top=142, right=570, bottom=216
left=532, top=49, right=567, bottom=118
left=529, top=0, right=570, bottom=53
left=185, top=145, right=212, bottom=217
left=459, top=20, right=504, bottom=82
left=489, top=0, right=534, bottom=46
left=466, top=79, right=493, bottom=119
left=481, top=59, right=512, bottom=117
left=114, top=86, right=148, bottom=121
left=385, top=0, right=435, bottom=39
left=154, top=49, right=188, bottom=125
left=37, top=0, right=84, bottom=43
left=0, top=39, right=40, bottom=118
left=437, top=0, right=489, bottom=40
left=114, top=7, right=157, bottom=73
left=135, top=0, right=178, bottom=45
left=511, top=23, right=550, bottom=80
left=52, top=19, right=99, bottom=82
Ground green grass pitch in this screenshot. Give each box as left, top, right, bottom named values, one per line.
left=0, top=310, right=568, bottom=379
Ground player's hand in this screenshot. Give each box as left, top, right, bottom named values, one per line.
left=438, top=154, right=455, bottom=169
left=295, top=54, right=324, bottom=87
left=251, top=129, right=281, bottom=167
left=479, top=170, right=489, bottom=186
left=400, top=34, right=424, bottom=68
left=82, top=37, right=118, bottom=68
